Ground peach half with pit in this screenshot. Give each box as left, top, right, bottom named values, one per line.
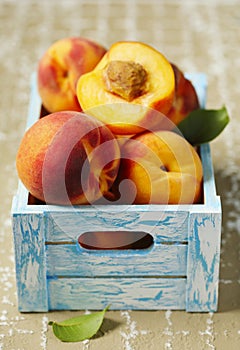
left=115, top=130, right=203, bottom=204
left=76, top=41, right=175, bottom=135
left=16, top=111, right=120, bottom=205
left=37, top=37, right=107, bottom=113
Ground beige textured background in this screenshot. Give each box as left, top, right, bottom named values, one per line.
left=0, top=0, right=239, bottom=349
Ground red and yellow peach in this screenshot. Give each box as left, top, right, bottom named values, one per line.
left=16, top=111, right=120, bottom=205
left=37, top=37, right=107, bottom=113
left=115, top=130, right=203, bottom=204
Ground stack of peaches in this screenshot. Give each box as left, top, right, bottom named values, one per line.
left=16, top=37, right=203, bottom=206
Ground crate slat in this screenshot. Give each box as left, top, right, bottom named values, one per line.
left=46, top=243, right=187, bottom=277
left=47, top=277, right=186, bottom=310
left=45, top=209, right=189, bottom=243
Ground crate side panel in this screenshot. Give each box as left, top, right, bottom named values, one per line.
left=46, top=209, right=189, bottom=243
left=200, top=143, right=219, bottom=207
left=48, top=277, right=186, bottom=310
left=185, top=72, right=207, bottom=109
left=11, top=182, right=29, bottom=214
left=46, top=243, right=187, bottom=277
left=12, top=214, right=48, bottom=312
left=26, top=72, right=42, bottom=129
left=186, top=210, right=222, bottom=312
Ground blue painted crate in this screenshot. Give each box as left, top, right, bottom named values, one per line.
left=11, top=73, right=222, bottom=312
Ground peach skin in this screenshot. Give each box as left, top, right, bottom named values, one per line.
left=167, top=63, right=200, bottom=125
left=37, top=37, right=107, bottom=113
left=16, top=111, right=120, bottom=205
left=115, top=130, right=203, bottom=204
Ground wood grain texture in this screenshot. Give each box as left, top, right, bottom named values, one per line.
left=186, top=209, right=222, bottom=312
left=45, top=209, right=189, bottom=243
left=46, top=243, right=187, bottom=277
left=12, top=214, right=48, bottom=312
left=47, top=277, right=186, bottom=310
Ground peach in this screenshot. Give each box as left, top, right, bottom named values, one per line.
left=76, top=41, right=175, bottom=135
left=37, top=37, right=107, bottom=113
left=16, top=111, right=120, bottom=205
left=115, top=130, right=203, bottom=204
left=167, top=64, right=200, bottom=125
left=78, top=231, right=153, bottom=250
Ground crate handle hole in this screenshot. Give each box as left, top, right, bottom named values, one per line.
left=78, top=231, right=153, bottom=250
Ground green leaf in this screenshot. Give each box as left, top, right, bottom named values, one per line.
left=48, top=305, right=110, bottom=343
left=177, top=105, right=230, bottom=145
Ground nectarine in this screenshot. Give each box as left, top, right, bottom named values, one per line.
left=37, top=37, right=107, bottom=113
left=77, top=41, right=175, bottom=134
left=115, top=130, right=203, bottom=204
left=16, top=111, right=120, bottom=205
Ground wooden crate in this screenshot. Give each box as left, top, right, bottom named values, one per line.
left=11, top=73, right=222, bottom=312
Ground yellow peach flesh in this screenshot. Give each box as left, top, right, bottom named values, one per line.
left=77, top=41, right=175, bottom=134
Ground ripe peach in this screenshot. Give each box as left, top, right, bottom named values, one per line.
left=115, top=130, right=203, bottom=204
left=16, top=111, right=120, bottom=205
left=76, top=41, right=175, bottom=135
left=167, top=64, right=200, bottom=125
left=37, top=37, right=107, bottom=113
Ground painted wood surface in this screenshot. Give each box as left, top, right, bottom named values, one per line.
left=200, top=143, right=219, bottom=207
left=12, top=214, right=48, bottom=312
left=26, top=72, right=42, bottom=129
left=46, top=243, right=187, bottom=277
left=45, top=209, right=189, bottom=243
left=186, top=209, right=222, bottom=312
left=47, top=277, right=186, bottom=310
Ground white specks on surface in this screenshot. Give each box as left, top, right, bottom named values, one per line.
left=82, top=339, right=90, bottom=349
left=120, top=311, right=138, bottom=350
left=2, top=295, right=14, bottom=306
left=220, top=279, right=233, bottom=284
left=0, top=309, right=36, bottom=348
left=0, top=310, right=8, bottom=325
left=199, top=312, right=215, bottom=349
left=223, top=329, right=228, bottom=337
left=175, top=330, right=190, bottom=336
left=120, top=310, right=148, bottom=350
left=165, top=310, right=173, bottom=327
left=163, top=310, right=173, bottom=350
left=8, top=328, right=13, bottom=337
left=0, top=267, right=14, bottom=290
left=40, top=316, right=48, bottom=350
left=16, top=328, right=34, bottom=335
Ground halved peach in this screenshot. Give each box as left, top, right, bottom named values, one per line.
left=77, top=41, right=175, bottom=134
